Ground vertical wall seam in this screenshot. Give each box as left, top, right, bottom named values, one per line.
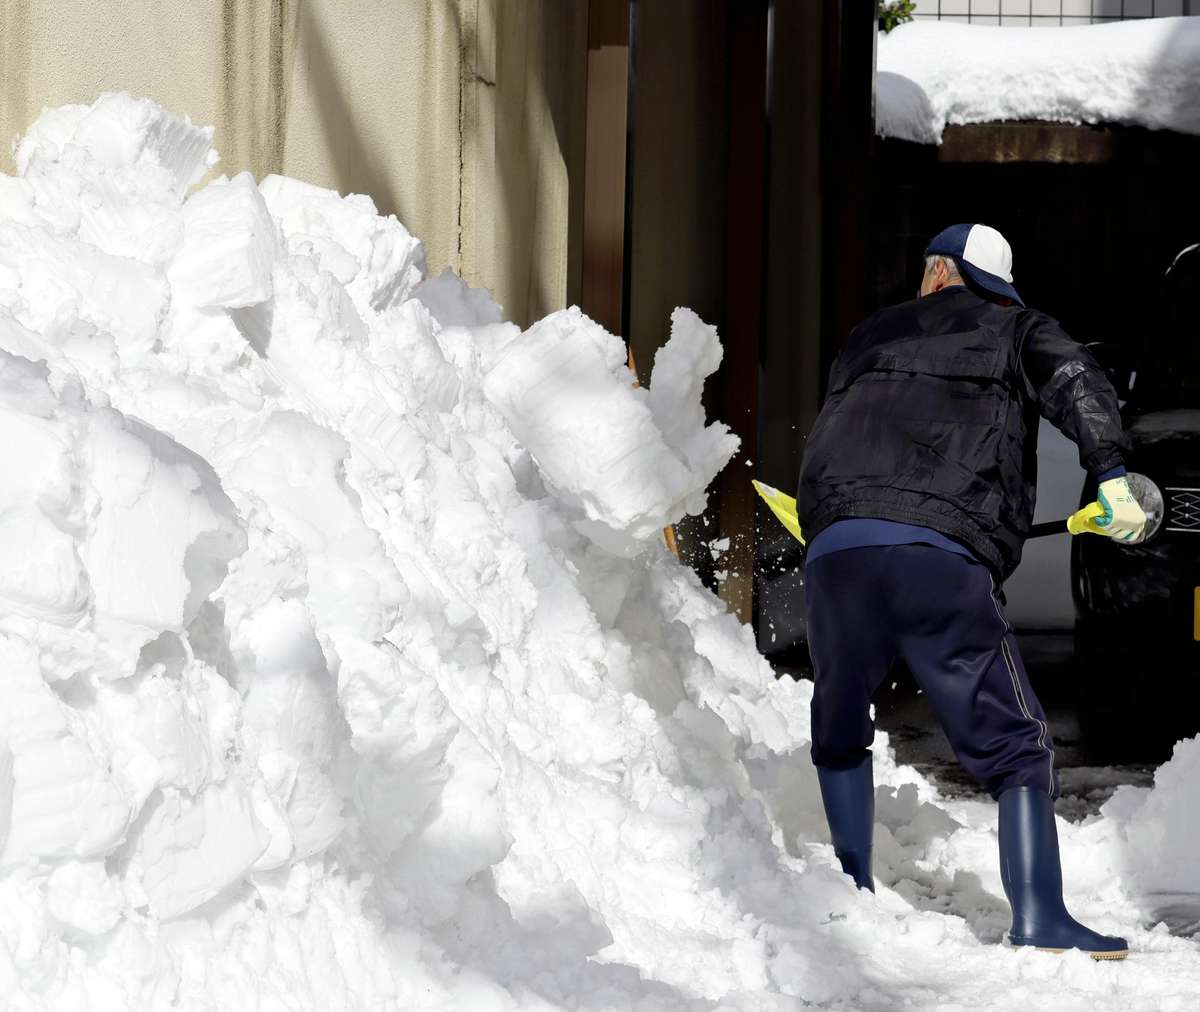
left=456, top=0, right=469, bottom=266
left=220, top=0, right=239, bottom=172
left=268, top=0, right=287, bottom=176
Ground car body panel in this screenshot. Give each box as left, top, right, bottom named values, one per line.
left=1072, top=244, right=1200, bottom=672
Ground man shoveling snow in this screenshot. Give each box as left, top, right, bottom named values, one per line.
left=796, top=224, right=1145, bottom=960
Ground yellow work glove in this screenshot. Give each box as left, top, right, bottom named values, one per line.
left=1095, top=475, right=1148, bottom=543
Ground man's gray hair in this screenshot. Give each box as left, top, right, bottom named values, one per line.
left=925, top=253, right=963, bottom=282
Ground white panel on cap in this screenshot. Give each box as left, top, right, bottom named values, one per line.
left=963, top=224, right=1014, bottom=282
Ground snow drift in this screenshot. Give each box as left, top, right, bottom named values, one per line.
left=876, top=17, right=1200, bottom=145
left=0, top=93, right=1196, bottom=1011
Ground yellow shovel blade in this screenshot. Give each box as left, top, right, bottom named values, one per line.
left=752, top=480, right=806, bottom=545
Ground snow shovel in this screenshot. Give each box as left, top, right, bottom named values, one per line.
left=1027, top=472, right=1164, bottom=544
left=752, top=473, right=1165, bottom=548
left=751, top=481, right=806, bottom=545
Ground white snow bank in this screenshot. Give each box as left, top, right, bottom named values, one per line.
left=1102, top=737, right=1200, bottom=911
left=0, top=91, right=1197, bottom=1010
left=877, top=18, right=1200, bottom=144
left=484, top=305, right=737, bottom=551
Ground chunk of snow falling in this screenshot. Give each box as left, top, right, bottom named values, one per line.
left=0, top=92, right=1195, bottom=1010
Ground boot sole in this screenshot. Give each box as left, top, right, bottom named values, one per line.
left=1034, top=947, right=1128, bottom=961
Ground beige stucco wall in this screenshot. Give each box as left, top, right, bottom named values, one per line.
left=490, top=1, right=587, bottom=326
left=0, top=0, right=584, bottom=327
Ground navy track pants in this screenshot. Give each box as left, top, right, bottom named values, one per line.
left=805, top=543, right=1060, bottom=799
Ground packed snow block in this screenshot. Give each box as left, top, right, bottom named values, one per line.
left=137, top=779, right=270, bottom=920
left=0, top=311, right=121, bottom=395
left=109, top=650, right=234, bottom=800
left=334, top=635, right=459, bottom=862
left=0, top=176, right=38, bottom=226
left=259, top=174, right=426, bottom=313
left=240, top=599, right=346, bottom=862
left=13, top=93, right=216, bottom=266
left=19, top=146, right=187, bottom=268
left=46, top=861, right=124, bottom=936
left=877, top=19, right=1200, bottom=144
left=0, top=224, right=167, bottom=359
left=167, top=172, right=280, bottom=310
left=1107, top=736, right=1200, bottom=900
left=413, top=268, right=503, bottom=330
left=4, top=735, right=130, bottom=862
left=162, top=302, right=258, bottom=381
left=15, top=92, right=216, bottom=198
left=236, top=254, right=372, bottom=410
left=0, top=503, right=87, bottom=624
left=83, top=413, right=245, bottom=660
left=0, top=740, right=12, bottom=857
left=0, top=643, right=130, bottom=865
left=0, top=362, right=89, bottom=624
left=384, top=729, right=508, bottom=925
left=228, top=411, right=406, bottom=639
left=369, top=299, right=462, bottom=416
left=483, top=307, right=736, bottom=545
left=647, top=309, right=741, bottom=518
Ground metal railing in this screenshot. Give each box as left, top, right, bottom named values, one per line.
left=910, top=0, right=1195, bottom=25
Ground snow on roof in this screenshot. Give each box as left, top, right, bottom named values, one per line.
left=877, top=17, right=1200, bottom=145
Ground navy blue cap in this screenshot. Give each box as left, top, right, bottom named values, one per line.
left=925, top=223, right=1024, bottom=307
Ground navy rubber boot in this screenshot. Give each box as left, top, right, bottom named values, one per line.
left=816, top=756, right=875, bottom=892
left=997, top=787, right=1128, bottom=960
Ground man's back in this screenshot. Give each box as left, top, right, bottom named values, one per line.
left=796, top=285, right=1127, bottom=579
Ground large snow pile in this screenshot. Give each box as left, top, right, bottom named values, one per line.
left=877, top=17, right=1200, bottom=145
left=0, top=93, right=1197, bottom=1010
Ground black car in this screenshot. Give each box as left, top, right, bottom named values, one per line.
left=1072, top=243, right=1200, bottom=760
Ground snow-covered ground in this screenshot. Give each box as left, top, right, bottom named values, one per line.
left=0, top=93, right=1196, bottom=1010
left=877, top=17, right=1200, bottom=144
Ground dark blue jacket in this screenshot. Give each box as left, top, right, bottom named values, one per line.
left=796, top=287, right=1129, bottom=579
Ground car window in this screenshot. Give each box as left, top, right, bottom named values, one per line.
left=1135, top=246, right=1200, bottom=409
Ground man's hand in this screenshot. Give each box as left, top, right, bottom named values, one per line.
left=1096, top=476, right=1147, bottom=543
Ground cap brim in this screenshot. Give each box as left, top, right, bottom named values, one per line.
left=958, top=259, right=1024, bottom=307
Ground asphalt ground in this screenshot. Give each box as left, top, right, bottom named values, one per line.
left=778, top=631, right=1166, bottom=819
left=873, top=631, right=1162, bottom=818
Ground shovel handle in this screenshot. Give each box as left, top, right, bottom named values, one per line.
left=1028, top=501, right=1106, bottom=539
